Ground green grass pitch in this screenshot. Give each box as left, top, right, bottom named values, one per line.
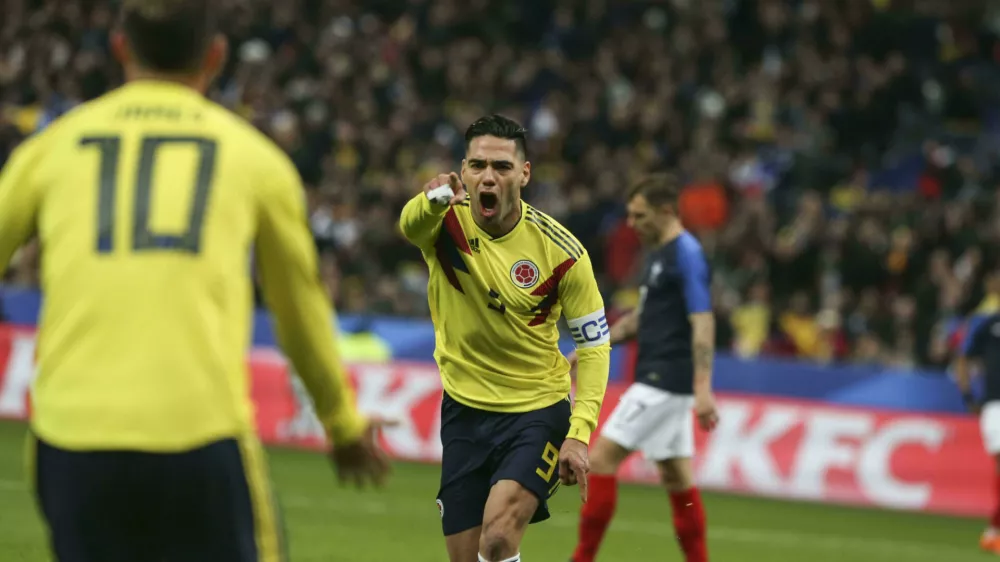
left=0, top=420, right=989, bottom=561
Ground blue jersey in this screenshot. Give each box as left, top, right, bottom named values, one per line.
left=634, top=231, right=712, bottom=395
left=962, top=313, right=1000, bottom=403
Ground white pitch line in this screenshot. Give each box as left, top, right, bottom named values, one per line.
left=0, top=478, right=980, bottom=560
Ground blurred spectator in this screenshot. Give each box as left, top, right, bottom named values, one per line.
left=731, top=281, right=771, bottom=359
left=0, top=0, right=998, bottom=371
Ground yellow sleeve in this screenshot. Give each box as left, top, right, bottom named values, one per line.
left=559, top=251, right=611, bottom=445
left=254, top=150, right=366, bottom=445
left=399, top=191, right=450, bottom=250
left=0, top=137, right=44, bottom=274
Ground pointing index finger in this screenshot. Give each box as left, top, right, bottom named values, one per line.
left=576, top=464, right=588, bottom=503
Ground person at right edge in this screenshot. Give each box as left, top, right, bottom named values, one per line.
left=955, top=285, right=1000, bottom=555
left=569, top=174, right=718, bottom=562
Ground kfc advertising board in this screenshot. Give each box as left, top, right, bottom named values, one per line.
left=0, top=324, right=989, bottom=517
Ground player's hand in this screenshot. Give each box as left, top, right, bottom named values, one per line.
left=329, top=416, right=397, bottom=489
left=566, top=350, right=579, bottom=380
left=423, top=172, right=466, bottom=206
left=694, top=390, right=719, bottom=432
left=558, top=438, right=590, bottom=503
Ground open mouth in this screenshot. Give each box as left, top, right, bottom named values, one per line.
left=479, top=192, right=499, bottom=218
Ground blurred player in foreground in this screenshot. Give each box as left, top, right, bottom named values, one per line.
left=569, top=175, right=717, bottom=562
left=400, top=115, right=611, bottom=562
left=0, top=1, right=391, bottom=560
left=955, top=276, right=1000, bottom=554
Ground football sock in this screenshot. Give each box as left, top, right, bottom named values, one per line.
left=670, top=487, right=708, bottom=562
left=992, top=472, right=1000, bottom=530
left=571, top=473, right=618, bottom=562
left=478, top=554, right=520, bottom=562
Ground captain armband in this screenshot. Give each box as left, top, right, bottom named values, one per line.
left=566, top=308, right=610, bottom=349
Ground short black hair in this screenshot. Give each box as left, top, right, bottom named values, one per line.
left=464, top=114, right=529, bottom=161
left=120, top=0, right=218, bottom=73
left=628, top=173, right=681, bottom=207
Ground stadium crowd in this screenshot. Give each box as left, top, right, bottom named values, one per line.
left=1, top=0, right=999, bottom=369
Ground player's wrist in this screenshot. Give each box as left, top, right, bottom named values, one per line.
left=325, top=408, right=367, bottom=445
left=417, top=191, right=453, bottom=213
left=694, top=377, right=712, bottom=396
left=567, top=419, right=593, bottom=446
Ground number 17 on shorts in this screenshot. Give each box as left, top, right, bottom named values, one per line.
left=602, top=383, right=696, bottom=461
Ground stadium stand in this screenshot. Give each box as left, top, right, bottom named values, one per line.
left=1, top=0, right=999, bottom=369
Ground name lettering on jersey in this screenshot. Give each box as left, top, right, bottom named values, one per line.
left=528, top=258, right=577, bottom=326
left=567, top=309, right=611, bottom=348
left=434, top=208, right=472, bottom=293
left=510, top=260, right=540, bottom=289
left=115, top=105, right=191, bottom=121
left=469, top=238, right=481, bottom=253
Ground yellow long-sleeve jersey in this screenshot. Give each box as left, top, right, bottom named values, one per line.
left=0, top=80, right=364, bottom=452
left=400, top=194, right=610, bottom=444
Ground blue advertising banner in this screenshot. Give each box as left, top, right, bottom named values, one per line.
left=0, top=288, right=969, bottom=415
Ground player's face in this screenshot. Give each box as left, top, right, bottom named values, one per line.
left=462, top=136, right=530, bottom=226
left=626, top=194, right=670, bottom=245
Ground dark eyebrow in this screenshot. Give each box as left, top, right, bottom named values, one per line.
left=468, top=158, right=514, bottom=168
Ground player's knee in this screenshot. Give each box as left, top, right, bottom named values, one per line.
left=658, top=459, right=694, bottom=492
left=479, top=526, right=517, bottom=561
left=480, top=508, right=524, bottom=560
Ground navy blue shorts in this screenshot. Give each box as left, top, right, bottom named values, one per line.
left=32, top=434, right=287, bottom=562
left=436, top=391, right=572, bottom=536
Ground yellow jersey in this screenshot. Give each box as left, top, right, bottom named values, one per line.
left=400, top=194, right=610, bottom=444
left=0, top=80, right=364, bottom=452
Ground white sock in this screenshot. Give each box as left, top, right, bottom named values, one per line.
left=478, top=554, right=520, bottom=562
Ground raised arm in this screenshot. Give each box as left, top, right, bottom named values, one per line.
left=399, top=173, right=466, bottom=250
left=0, top=137, right=44, bottom=275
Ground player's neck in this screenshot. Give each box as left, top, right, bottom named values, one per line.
left=659, top=220, right=684, bottom=246
left=475, top=199, right=522, bottom=239
left=125, top=67, right=208, bottom=94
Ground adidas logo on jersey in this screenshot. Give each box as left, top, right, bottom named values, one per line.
left=468, top=238, right=481, bottom=253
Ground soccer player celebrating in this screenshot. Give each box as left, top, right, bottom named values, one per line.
left=0, top=1, right=390, bottom=560
left=399, top=114, right=611, bottom=562
left=955, top=293, right=1000, bottom=553
left=569, top=175, right=718, bottom=562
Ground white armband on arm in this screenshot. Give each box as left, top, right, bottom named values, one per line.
left=567, top=308, right=610, bottom=349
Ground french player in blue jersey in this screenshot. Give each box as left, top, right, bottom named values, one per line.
left=956, top=298, right=1000, bottom=554
left=569, top=174, right=717, bottom=562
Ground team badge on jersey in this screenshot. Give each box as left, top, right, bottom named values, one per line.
left=510, top=260, right=540, bottom=289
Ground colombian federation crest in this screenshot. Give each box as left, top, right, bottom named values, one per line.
left=510, top=260, right=540, bottom=289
